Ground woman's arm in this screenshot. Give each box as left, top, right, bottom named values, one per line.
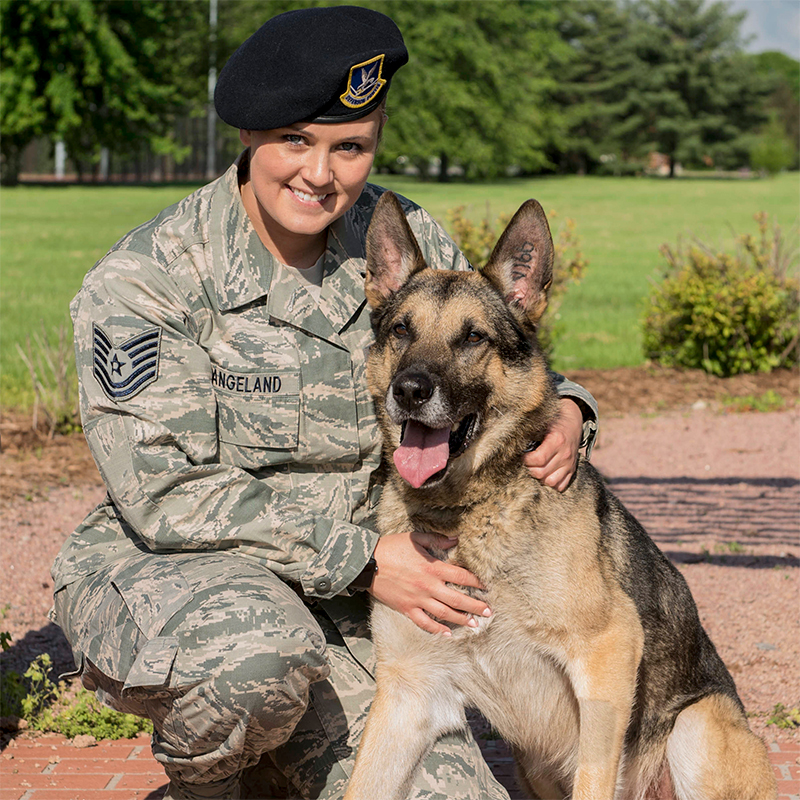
left=73, top=250, right=377, bottom=601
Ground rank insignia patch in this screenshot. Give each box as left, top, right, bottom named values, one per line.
left=339, top=54, right=386, bottom=109
left=93, top=324, right=161, bottom=401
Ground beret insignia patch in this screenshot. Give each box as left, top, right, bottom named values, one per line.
left=340, top=54, right=386, bottom=109
left=93, top=324, right=161, bottom=401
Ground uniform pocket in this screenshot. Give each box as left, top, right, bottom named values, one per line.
left=112, top=556, right=193, bottom=641
left=56, top=555, right=194, bottom=691
left=216, top=393, right=300, bottom=449
left=214, top=368, right=302, bottom=468
left=123, top=636, right=180, bottom=692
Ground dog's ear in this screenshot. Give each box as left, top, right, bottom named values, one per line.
left=365, top=192, right=427, bottom=309
left=481, top=199, right=554, bottom=328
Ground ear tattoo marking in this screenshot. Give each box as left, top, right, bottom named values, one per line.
left=511, top=241, right=536, bottom=281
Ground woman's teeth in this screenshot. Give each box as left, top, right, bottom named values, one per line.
left=291, top=187, right=329, bottom=203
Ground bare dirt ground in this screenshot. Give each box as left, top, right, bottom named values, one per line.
left=1, top=365, right=798, bottom=747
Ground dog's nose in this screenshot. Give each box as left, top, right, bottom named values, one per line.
left=392, top=372, right=434, bottom=411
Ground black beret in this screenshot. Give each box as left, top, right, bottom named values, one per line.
left=215, top=5, right=408, bottom=130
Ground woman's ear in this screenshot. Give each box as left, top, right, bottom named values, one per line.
left=239, top=129, right=251, bottom=147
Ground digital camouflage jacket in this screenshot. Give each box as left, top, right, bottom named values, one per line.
left=53, top=157, right=598, bottom=609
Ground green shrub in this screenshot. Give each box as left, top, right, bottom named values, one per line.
left=642, top=213, right=799, bottom=376
left=447, top=205, right=588, bottom=353
left=15, top=320, right=80, bottom=437
left=0, top=647, right=152, bottom=740
left=0, top=667, right=28, bottom=718
left=721, top=389, right=789, bottom=413
left=40, top=688, right=153, bottom=740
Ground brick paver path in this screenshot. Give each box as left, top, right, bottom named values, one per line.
left=1, top=733, right=797, bottom=799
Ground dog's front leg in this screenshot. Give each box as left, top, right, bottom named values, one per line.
left=567, top=614, right=644, bottom=800
left=345, top=664, right=464, bottom=800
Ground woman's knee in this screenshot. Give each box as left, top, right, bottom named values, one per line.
left=201, top=623, right=331, bottom=721
left=55, top=555, right=333, bottom=754
left=167, top=577, right=331, bottom=705
left=156, top=624, right=331, bottom=762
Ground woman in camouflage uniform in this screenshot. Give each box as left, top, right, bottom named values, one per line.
left=52, top=7, right=598, bottom=799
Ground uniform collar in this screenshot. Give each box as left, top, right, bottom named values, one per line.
left=207, top=153, right=368, bottom=348
left=263, top=214, right=367, bottom=349
left=208, top=154, right=275, bottom=313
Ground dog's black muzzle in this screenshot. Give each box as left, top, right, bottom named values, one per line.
left=391, top=370, right=434, bottom=413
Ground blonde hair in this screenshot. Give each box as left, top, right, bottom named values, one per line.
left=377, top=95, right=389, bottom=146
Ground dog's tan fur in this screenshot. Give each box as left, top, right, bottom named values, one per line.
left=344, top=192, right=775, bottom=800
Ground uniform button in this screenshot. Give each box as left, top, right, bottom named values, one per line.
left=314, top=578, right=332, bottom=593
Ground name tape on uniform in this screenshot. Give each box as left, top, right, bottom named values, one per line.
left=210, top=365, right=300, bottom=396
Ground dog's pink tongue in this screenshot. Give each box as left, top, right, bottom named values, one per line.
left=393, top=421, right=451, bottom=488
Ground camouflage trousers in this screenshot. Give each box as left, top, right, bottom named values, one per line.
left=53, top=551, right=510, bottom=799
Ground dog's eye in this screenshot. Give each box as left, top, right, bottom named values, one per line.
left=466, top=331, right=484, bottom=345
left=393, top=323, right=409, bottom=338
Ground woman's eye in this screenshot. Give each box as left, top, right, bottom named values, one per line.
left=466, top=331, right=484, bottom=344
left=339, top=142, right=362, bottom=153
left=284, top=134, right=305, bottom=145
left=393, top=323, right=408, bottom=338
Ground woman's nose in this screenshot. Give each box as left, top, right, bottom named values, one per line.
left=301, top=148, right=333, bottom=187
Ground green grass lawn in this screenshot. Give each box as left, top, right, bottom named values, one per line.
left=1, top=173, right=797, bottom=407
left=1, top=184, right=202, bottom=407
left=378, top=173, right=799, bottom=372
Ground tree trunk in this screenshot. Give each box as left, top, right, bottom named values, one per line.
left=0, top=141, right=23, bottom=186
left=413, top=158, right=429, bottom=181
left=438, top=151, right=450, bottom=183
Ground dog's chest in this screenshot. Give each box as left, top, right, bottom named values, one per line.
left=381, top=480, right=601, bottom=630
left=451, top=517, right=590, bottom=631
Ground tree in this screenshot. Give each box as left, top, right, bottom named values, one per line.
left=750, top=112, right=795, bottom=175
left=370, top=0, right=568, bottom=180
left=0, top=0, right=206, bottom=185
left=624, top=0, right=770, bottom=176
left=554, top=0, right=641, bottom=174
left=751, top=51, right=800, bottom=169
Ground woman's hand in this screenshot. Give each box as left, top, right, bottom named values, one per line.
left=523, top=397, right=584, bottom=493
left=369, top=531, right=491, bottom=635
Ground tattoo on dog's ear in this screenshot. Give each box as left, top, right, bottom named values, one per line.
left=482, top=199, right=554, bottom=328
left=365, top=192, right=427, bottom=309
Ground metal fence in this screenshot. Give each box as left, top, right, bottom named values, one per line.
left=18, top=116, right=244, bottom=184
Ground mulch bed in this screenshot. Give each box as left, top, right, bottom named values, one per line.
left=2, top=365, right=796, bottom=507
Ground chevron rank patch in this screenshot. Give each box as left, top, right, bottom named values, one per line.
left=93, top=323, right=162, bottom=401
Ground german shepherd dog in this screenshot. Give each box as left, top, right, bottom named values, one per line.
left=344, top=192, right=775, bottom=800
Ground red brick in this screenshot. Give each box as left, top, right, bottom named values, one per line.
left=126, top=745, right=156, bottom=760
left=114, top=772, right=170, bottom=791
left=1, top=759, right=49, bottom=774
left=0, top=775, right=30, bottom=791
left=51, top=759, right=165, bottom=774
left=776, top=779, right=800, bottom=795
left=5, top=743, right=137, bottom=760
left=0, top=790, right=26, bottom=800
left=772, top=741, right=800, bottom=753
left=0, top=772, right=113, bottom=789
left=12, top=793, right=165, bottom=800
